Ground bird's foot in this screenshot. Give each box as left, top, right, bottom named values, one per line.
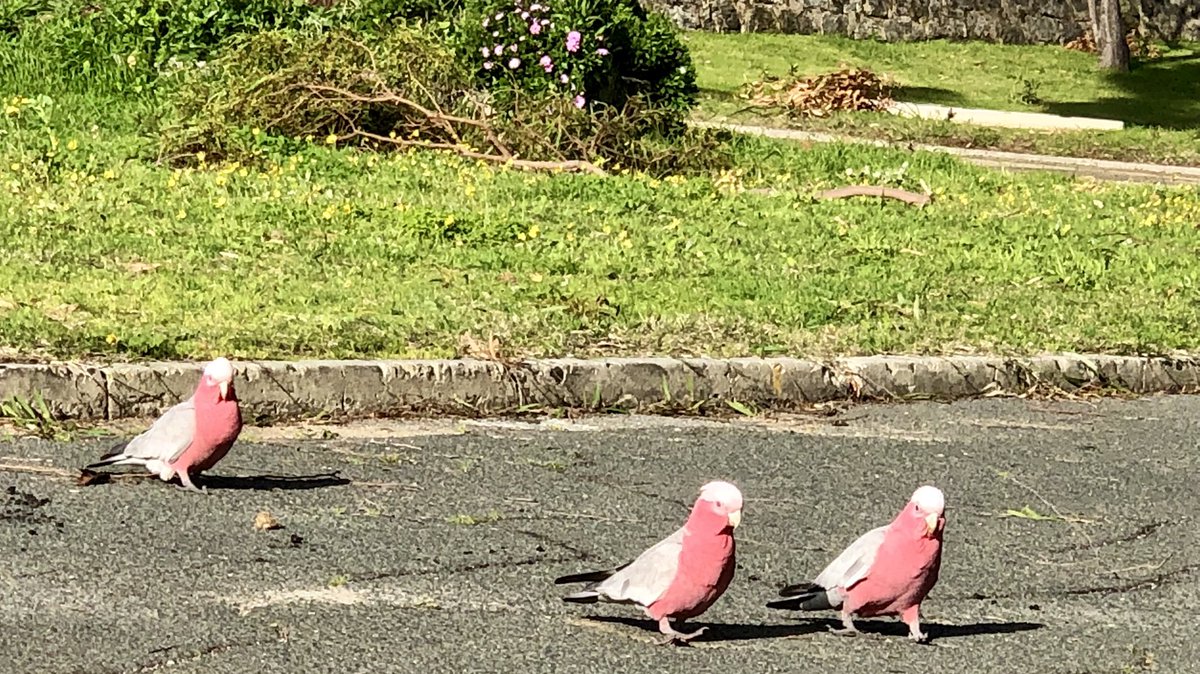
left=907, top=629, right=929, bottom=644
left=829, top=613, right=862, bottom=638
left=656, top=627, right=707, bottom=646
left=656, top=618, right=707, bottom=646
left=176, top=473, right=207, bottom=494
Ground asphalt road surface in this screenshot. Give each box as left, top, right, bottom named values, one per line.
left=1, top=396, right=1197, bottom=674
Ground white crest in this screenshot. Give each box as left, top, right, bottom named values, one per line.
left=699, top=480, right=744, bottom=511
left=203, top=357, right=235, bottom=383
left=911, top=485, right=945, bottom=514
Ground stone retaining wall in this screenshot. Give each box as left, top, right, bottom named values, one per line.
left=648, top=0, right=1200, bottom=44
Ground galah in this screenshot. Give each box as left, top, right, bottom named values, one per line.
left=554, top=480, right=743, bottom=645
left=766, top=485, right=946, bottom=643
left=86, top=357, right=243, bottom=493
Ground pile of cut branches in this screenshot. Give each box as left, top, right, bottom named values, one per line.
left=159, top=28, right=731, bottom=176
left=739, top=67, right=893, bottom=117
left=1063, top=29, right=1162, bottom=59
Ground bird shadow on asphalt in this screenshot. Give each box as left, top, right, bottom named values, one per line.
left=581, top=615, right=1045, bottom=644
left=199, top=472, right=351, bottom=491
left=784, top=617, right=1047, bottom=643
left=580, top=616, right=827, bottom=643
left=76, top=470, right=350, bottom=491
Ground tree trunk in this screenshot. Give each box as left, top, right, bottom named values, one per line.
left=1094, top=0, right=1131, bottom=71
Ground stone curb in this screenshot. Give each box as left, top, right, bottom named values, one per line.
left=1, top=354, right=1197, bottom=423
left=692, top=121, right=1200, bottom=186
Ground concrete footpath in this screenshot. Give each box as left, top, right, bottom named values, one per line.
left=1, top=396, right=1197, bottom=673
left=693, top=121, right=1200, bottom=186
left=1, top=354, right=1198, bottom=423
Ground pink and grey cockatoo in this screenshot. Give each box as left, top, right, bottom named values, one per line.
left=86, top=357, right=243, bottom=493
left=555, top=480, right=744, bottom=645
left=766, top=485, right=946, bottom=642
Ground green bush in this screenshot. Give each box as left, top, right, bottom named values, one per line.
left=4, top=0, right=698, bottom=135
left=459, top=0, right=697, bottom=117
left=2, top=0, right=462, bottom=91
left=0, top=0, right=50, bottom=37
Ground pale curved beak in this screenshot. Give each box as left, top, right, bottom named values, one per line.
left=727, top=510, right=742, bottom=529
left=924, top=512, right=940, bottom=536
left=219, top=381, right=229, bottom=400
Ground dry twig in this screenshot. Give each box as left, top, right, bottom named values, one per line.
left=302, top=85, right=607, bottom=176
left=817, top=185, right=931, bottom=206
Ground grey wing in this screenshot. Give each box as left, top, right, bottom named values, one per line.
left=121, top=398, right=197, bottom=463
left=814, top=525, right=888, bottom=591
left=592, top=526, right=685, bottom=606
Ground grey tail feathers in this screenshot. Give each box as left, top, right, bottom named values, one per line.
left=553, top=562, right=628, bottom=586
left=560, top=590, right=601, bottom=604
left=84, top=441, right=131, bottom=470
left=556, top=563, right=632, bottom=603
left=555, top=570, right=608, bottom=604
left=765, top=582, right=834, bottom=611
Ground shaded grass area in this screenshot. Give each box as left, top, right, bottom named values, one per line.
left=1, top=124, right=1199, bottom=361
left=685, top=32, right=1200, bottom=165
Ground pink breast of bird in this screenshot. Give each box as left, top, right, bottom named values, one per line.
left=843, top=530, right=942, bottom=618
left=646, top=515, right=737, bottom=621
left=169, top=386, right=243, bottom=474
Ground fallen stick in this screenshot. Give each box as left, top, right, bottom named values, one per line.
left=350, top=131, right=607, bottom=176
left=816, top=185, right=931, bottom=206
left=0, top=462, right=78, bottom=479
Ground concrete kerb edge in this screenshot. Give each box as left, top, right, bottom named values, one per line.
left=1, top=354, right=1198, bottom=423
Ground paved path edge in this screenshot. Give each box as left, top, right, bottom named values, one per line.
left=692, top=121, right=1200, bottom=185
left=1, top=354, right=1197, bottom=422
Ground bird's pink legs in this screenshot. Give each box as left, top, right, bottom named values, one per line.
left=901, top=605, right=928, bottom=643
left=829, top=611, right=862, bottom=637
left=656, top=617, right=707, bottom=645
left=176, top=469, right=206, bottom=494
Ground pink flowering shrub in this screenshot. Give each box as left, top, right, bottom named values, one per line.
left=460, top=0, right=696, bottom=118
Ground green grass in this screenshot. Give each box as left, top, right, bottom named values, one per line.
left=1, top=120, right=1198, bottom=361
left=2, top=29, right=1200, bottom=362
left=684, top=32, right=1200, bottom=165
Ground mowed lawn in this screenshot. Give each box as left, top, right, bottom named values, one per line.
left=684, top=32, right=1200, bottom=165
left=1, top=130, right=1199, bottom=362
